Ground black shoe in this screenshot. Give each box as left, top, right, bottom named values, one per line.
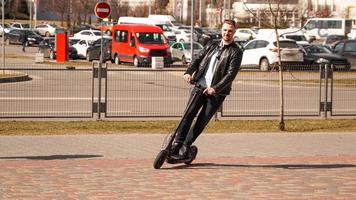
left=170, top=144, right=191, bottom=160
left=170, top=142, right=182, bottom=156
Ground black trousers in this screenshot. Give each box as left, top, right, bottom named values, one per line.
left=174, top=86, right=226, bottom=146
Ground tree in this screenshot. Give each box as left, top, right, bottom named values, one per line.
left=42, top=0, right=69, bottom=26
left=242, top=0, right=286, bottom=131
left=154, top=0, right=169, bottom=14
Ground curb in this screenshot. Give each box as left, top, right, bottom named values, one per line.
left=0, top=73, right=32, bottom=83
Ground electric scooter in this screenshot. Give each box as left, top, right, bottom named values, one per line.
left=153, top=84, right=204, bottom=169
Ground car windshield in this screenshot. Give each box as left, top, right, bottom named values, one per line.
left=22, top=24, right=30, bottom=28
left=183, top=43, right=203, bottom=50
left=93, top=32, right=101, bottom=36
left=69, top=39, right=80, bottom=45
left=156, top=24, right=171, bottom=32
left=285, top=35, right=307, bottom=41
left=93, top=38, right=112, bottom=46
left=344, top=42, right=356, bottom=52
left=136, top=32, right=166, bottom=44
left=305, top=45, right=332, bottom=54
left=275, top=41, right=298, bottom=48
left=27, top=31, right=40, bottom=36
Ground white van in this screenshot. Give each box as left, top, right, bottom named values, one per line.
left=148, top=15, right=181, bottom=28
left=118, top=17, right=176, bottom=41
left=302, top=18, right=353, bottom=39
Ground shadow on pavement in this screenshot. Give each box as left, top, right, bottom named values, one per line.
left=0, top=154, right=103, bottom=160
left=167, top=163, right=356, bottom=170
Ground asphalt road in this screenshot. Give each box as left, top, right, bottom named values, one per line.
left=1, top=44, right=356, bottom=118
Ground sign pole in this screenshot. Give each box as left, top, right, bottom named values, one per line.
left=94, top=1, right=111, bottom=120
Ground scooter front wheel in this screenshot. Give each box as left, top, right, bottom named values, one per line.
left=153, top=150, right=168, bottom=169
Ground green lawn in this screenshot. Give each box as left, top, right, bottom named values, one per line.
left=1, top=119, right=356, bottom=135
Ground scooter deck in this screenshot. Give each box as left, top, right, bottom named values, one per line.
left=166, top=145, right=198, bottom=165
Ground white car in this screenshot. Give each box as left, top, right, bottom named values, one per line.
left=347, top=28, right=356, bottom=39
left=10, top=22, right=30, bottom=30
left=0, top=23, right=11, bottom=35
left=174, top=30, right=198, bottom=42
left=72, top=39, right=96, bottom=58
left=241, top=39, right=304, bottom=71
left=170, top=41, right=203, bottom=64
left=73, top=30, right=110, bottom=41
left=234, top=28, right=257, bottom=42
left=35, top=24, right=57, bottom=37
left=280, top=34, right=309, bottom=45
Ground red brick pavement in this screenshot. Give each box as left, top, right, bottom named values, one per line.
left=1, top=155, right=356, bottom=200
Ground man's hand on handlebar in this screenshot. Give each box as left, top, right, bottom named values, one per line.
left=203, top=87, right=216, bottom=95
left=183, top=74, right=192, bottom=84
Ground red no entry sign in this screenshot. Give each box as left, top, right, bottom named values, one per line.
left=94, top=2, right=111, bottom=19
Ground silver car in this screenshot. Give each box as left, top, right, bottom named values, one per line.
left=170, top=42, right=203, bottom=64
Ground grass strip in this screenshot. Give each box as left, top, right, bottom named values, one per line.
left=1, top=119, right=356, bottom=135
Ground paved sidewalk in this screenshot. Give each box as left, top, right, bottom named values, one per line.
left=1, top=132, right=356, bottom=199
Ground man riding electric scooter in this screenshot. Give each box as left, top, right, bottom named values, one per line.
left=154, top=19, right=243, bottom=168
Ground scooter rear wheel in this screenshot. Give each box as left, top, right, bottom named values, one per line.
left=184, top=146, right=198, bottom=165
left=153, top=150, right=168, bottom=169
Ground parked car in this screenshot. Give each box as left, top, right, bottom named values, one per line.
left=69, top=38, right=80, bottom=46
left=170, top=41, right=203, bottom=64
left=111, top=24, right=172, bottom=67
left=73, top=30, right=110, bottom=41
left=174, top=29, right=198, bottom=42
left=0, top=23, right=11, bottom=35
left=69, top=24, right=98, bottom=35
left=281, top=34, right=309, bottom=45
left=86, top=38, right=112, bottom=62
left=323, top=35, right=347, bottom=47
left=331, top=39, right=356, bottom=67
left=347, top=28, right=356, bottom=39
left=10, top=22, right=30, bottom=30
left=241, top=39, right=304, bottom=71
left=35, top=24, right=57, bottom=37
left=300, top=44, right=350, bottom=69
left=195, top=27, right=221, bottom=46
left=95, top=21, right=117, bottom=35
left=4, top=29, right=43, bottom=46
left=72, top=39, right=96, bottom=58
left=234, top=28, right=257, bottom=42
left=38, top=38, right=78, bottom=60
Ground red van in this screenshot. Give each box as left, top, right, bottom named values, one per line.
left=111, top=24, right=172, bottom=67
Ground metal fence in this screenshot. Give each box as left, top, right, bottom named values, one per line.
left=1, top=62, right=356, bottom=119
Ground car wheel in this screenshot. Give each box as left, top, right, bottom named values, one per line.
left=133, top=56, right=141, bottom=67
left=49, top=51, right=55, bottom=60
left=114, top=54, right=121, bottom=65
left=179, top=39, right=185, bottom=42
left=259, top=58, right=270, bottom=71
left=182, top=55, right=187, bottom=65
left=45, top=32, right=51, bottom=37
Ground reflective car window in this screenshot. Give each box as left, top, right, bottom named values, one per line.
left=276, top=41, right=298, bottom=48
left=344, top=42, right=356, bottom=52
left=244, top=41, right=257, bottom=50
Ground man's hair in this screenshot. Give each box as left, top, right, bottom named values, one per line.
left=223, top=19, right=236, bottom=28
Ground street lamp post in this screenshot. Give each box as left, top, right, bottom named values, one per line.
left=148, top=0, right=151, bottom=15
left=2, top=0, right=5, bottom=71
left=29, top=0, right=32, bottom=29
left=190, top=0, right=194, bottom=61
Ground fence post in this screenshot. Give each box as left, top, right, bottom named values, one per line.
left=92, top=61, right=107, bottom=120
left=318, top=60, right=332, bottom=119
